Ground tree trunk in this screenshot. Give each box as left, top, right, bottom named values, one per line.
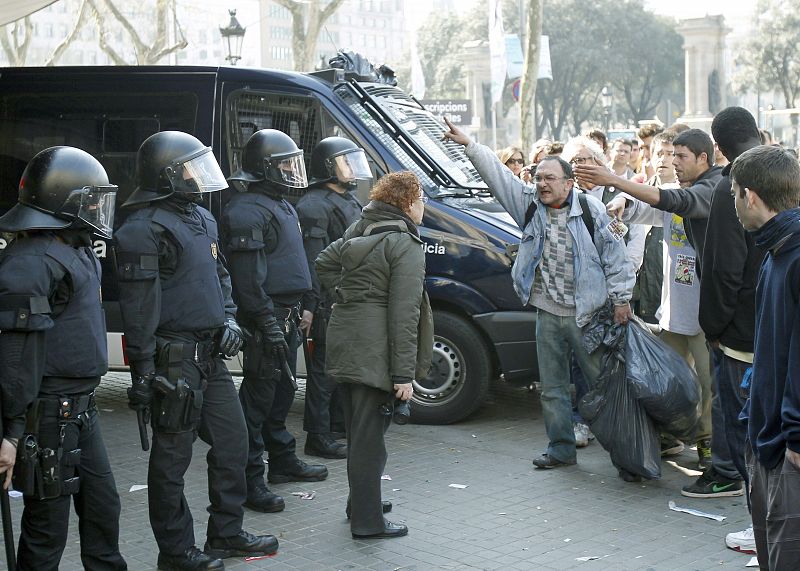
left=519, top=0, right=542, bottom=149
left=46, top=0, right=89, bottom=66
left=0, top=17, right=33, bottom=66
left=276, top=0, right=346, bottom=71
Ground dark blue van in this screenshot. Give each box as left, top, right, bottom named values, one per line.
left=0, top=62, right=537, bottom=424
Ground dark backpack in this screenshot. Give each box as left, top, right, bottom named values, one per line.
left=523, top=192, right=595, bottom=239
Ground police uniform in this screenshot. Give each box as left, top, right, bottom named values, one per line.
left=0, top=231, right=126, bottom=571
left=221, top=183, right=317, bottom=487
left=113, top=199, right=250, bottom=556
left=296, top=183, right=362, bottom=438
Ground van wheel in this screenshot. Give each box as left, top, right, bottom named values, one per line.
left=410, top=310, right=491, bottom=425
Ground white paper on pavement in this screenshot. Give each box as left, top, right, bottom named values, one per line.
left=746, top=557, right=759, bottom=567
left=129, top=484, right=148, bottom=492
left=667, top=500, right=726, bottom=521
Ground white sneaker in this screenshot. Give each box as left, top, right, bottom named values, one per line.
left=725, top=526, right=756, bottom=554
left=574, top=422, right=591, bottom=448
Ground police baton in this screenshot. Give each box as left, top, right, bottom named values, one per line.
left=136, top=408, right=150, bottom=452
left=1, top=486, right=14, bottom=570
left=280, top=354, right=299, bottom=391
left=0, top=413, right=17, bottom=570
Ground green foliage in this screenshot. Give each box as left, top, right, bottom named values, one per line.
left=734, top=0, right=800, bottom=113
left=538, top=0, right=682, bottom=137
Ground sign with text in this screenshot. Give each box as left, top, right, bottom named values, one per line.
left=420, top=100, right=473, bottom=126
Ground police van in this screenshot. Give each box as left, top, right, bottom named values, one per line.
left=0, top=59, right=537, bottom=424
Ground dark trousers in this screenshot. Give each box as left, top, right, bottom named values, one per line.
left=303, top=335, right=344, bottom=434
left=747, top=444, right=800, bottom=570
left=17, top=408, right=126, bottom=571
left=711, top=348, right=750, bottom=483
left=149, top=357, right=247, bottom=555
left=241, top=328, right=298, bottom=486
left=340, top=383, right=392, bottom=535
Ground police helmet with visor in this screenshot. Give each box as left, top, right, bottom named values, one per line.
left=310, top=136, right=372, bottom=190
left=0, top=146, right=117, bottom=239
left=124, top=131, right=227, bottom=207
left=228, top=129, right=308, bottom=190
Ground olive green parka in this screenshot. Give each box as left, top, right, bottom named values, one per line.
left=315, top=200, right=433, bottom=392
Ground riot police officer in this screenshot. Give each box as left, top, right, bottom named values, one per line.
left=113, top=131, right=277, bottom=571
left=296, top=137, right=373, bottom=458
left=0, top=147, right=126, bottom=570
left=221, top=129, right=328, bottom=513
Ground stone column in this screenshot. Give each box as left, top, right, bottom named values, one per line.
left=676, top=15, right=730, bottom=126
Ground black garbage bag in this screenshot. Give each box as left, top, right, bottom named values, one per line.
left=579, top=317, right=661, bottom=480
left=625, top=317, right=701, bottom=440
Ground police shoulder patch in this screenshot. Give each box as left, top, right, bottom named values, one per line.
left=211, top=241, right=218, bottom=259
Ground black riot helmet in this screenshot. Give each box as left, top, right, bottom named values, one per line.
left=0, top=146, right=117, bottom=239
left=309, top=136, right=372, bottom=191
left=124, top=131, right=228, bottom=207
left=228, top=129, right=308, bottom=190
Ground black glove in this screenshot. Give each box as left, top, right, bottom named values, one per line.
left=261, top=318, right=289, bottom=362
left=219, top=318, right=245, bottom=357
left=128, top=373, right=154, bottom=411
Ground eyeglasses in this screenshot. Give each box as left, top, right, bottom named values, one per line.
left=506, top=158, right=525, bottom=165
left=569, top=156, right=593, bottom=165
left=532, top=175, right=568, bottom=184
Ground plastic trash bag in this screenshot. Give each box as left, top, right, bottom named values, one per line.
left=625, top=317, right=701, bottom=440
left=579, top=335, right=662, bottom=480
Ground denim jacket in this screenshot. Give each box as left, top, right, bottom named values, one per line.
left=465, top=141, right=635, bottom=327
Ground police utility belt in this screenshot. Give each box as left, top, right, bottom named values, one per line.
left=13, top=392, right=96, bottom=499
left=150, top=336, right=213, bottom=433
left=274, top=303, right=301, bottom=334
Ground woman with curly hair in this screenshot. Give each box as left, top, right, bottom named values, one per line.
left=315, top=171, right=433, bottom=539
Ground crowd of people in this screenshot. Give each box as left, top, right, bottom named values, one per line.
left=446, top=107, right=800, bottom=571
left=0, top=103, right=798, bottom=571
left=0, top=130, right=427, bottom=569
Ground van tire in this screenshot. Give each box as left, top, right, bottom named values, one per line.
left=410, top=310, right=491, bottom=425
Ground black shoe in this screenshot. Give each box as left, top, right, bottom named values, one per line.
left=304, top=433, right=347, bottom=459
left=352, top=520, right=408, bottom=539
left=346, top=500, right=392, bottom=519
left=244, top=486, right=285, bottom=513
left=204, top=530, right=279, bottom=560
left=268, top=458, right=328, bottom=483
left=157, top=547, right=224, bottom=570
left=681, top=467, right=744, bottom=498
left=532, top=453, right=576, bottom=469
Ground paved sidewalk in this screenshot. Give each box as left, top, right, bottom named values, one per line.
left=1, top=372, right=752, bottom=570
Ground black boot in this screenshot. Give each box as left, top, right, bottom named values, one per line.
left=244, top=485, right=285, bottom=513
left=204, top=530, right=279, bottom=560
left=157, top=547, right=224, bottom=570
left=304, top=433, right=347, bottom=459
left=268, top=458, right=328, bottom=483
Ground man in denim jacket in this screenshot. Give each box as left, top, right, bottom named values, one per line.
left=444, top=119, right=635, bottom=468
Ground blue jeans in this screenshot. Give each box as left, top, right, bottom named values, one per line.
left=536, top=310, right=601, bottom=463
left=711, top=348, right=750, bottom=483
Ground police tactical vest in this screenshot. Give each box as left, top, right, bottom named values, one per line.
left=42, top=239, right=109, bottom=378
left=130, top=205, right=226, bottom=332
left=323, top=188, right=362, bottom=241
left=229, top=191, right=312, bottom=295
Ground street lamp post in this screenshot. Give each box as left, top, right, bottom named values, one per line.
left=601, top=86, right=613, bottom=132
left=220, top=9, right=246, bottom=66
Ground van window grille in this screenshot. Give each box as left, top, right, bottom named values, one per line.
left=226, top=91, right=321, bottom=199
left=336, top=83, right=486, bottom=192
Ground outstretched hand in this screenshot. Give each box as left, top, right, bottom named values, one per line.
left=573, top=164, right=619, bottom=188
left=441, top=117, right=472, bottom=147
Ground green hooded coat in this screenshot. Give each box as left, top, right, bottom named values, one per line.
left=315, top=200, right=433, bottom=392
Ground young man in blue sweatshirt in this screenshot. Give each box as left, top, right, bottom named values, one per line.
left=732, top=145, right=800, bottom=571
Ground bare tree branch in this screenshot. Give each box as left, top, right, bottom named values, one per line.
left=46, top=0, right=90, bottom=66
left=87, top=0, right=128, bottom=65
left=1, top=17, right=33, bottom=66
